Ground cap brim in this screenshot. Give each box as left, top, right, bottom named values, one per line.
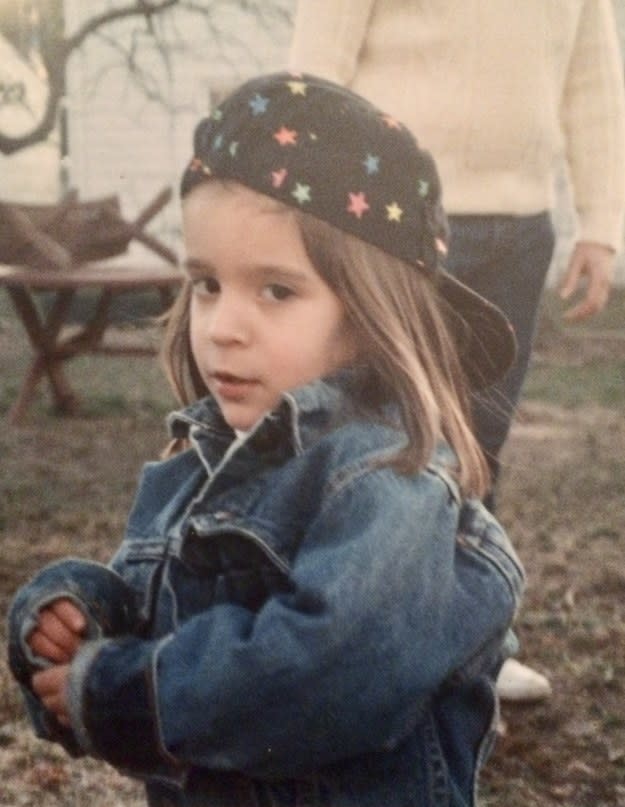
left=437, top=273, right=517, bottom=391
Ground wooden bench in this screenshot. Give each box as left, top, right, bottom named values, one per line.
left=0, top=187, right=177, bottom=270
left=0, top=187, right=182, bottom=423
left=0, top=262, right=182, bottom=424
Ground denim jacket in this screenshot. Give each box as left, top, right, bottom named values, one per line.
left=8, top=371, right=525, bottom=806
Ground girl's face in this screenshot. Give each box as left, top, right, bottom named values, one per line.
left=183, top=182, right=358, bottom=431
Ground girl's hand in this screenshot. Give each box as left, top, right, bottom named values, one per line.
left=28, top=599, right=87, bottom=664
left=31, top=664, right=71, bottom=727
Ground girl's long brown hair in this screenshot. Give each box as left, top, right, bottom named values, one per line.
left=162, top=183, right=490, bottom=497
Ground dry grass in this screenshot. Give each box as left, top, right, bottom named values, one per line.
left=1, top=289, right=624, bottom=806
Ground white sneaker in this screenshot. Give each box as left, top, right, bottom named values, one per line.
left=496, top=658, right=552, bottom=702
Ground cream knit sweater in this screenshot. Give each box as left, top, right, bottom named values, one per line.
left=289, top=0, right=625, bottom=249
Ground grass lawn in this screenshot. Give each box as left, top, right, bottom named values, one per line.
left=0, top=286, right=624, bottom=806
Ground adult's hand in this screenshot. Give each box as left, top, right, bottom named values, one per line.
left=559, top=241, right=615, bottom=322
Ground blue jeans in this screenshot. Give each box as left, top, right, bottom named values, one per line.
left=446, top=213, right=556, bottom=492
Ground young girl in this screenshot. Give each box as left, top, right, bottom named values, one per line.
left=8, top=72, right=524, bottom=807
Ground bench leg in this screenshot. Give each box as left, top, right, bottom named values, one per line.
left=6, top=286, right=81, bottom=424
left=8, top=354, right=81, bottom=425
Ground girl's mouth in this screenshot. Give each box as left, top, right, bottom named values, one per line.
left=212, top=372, right=257, bottom=399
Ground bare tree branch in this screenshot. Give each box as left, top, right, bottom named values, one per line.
left=65, top=0, right=179, bottom=53
left=0, top=0, right=180, bottom=155
left=0, top=0, right=292, bottom=156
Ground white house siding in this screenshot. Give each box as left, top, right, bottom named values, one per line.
left=3, top=1, right=625, bottom=278
left=62, top=0, right=294, bottom=260
left=0, top=35, right=60, bottom=203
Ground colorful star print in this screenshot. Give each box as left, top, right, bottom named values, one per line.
left=287, top=81, right=307, bottom=96
left=249, top=93, right=269, bottom=116
left=292, top=183, right=311, bottom=204
left=190, top=157, right=211, bottom=176
left=347, top=192, right=370, bottom=219
left=180, top=72, right=515, bottom=392
left=271, top=168, right=288, bottom=188
left=381, top=114, right=402, bottom=130
left=386, top=202, right=403, bottom=222
left=363, top=154, right=380, bottom=175
left=274, top=126, right=298, bottom=146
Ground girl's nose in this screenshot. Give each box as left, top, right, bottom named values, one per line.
left=205, top=294, right=248, bottom=345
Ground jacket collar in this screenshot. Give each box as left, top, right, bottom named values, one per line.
left=166, top=369, right=460, bottom=501
left=166, top=368, right=371, bottom=467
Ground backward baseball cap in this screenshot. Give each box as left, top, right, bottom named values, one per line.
left=180, top=72, right=516, bottom=390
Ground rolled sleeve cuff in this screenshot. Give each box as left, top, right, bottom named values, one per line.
left=18, top=592, right=99, bottom=673
left=66, top=636, right=184, bottom=780
left=7, top=559, right=139, bottom=687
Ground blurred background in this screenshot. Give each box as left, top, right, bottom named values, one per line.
left=1, top=0, right=624, bottom=283
left=0, top=0, right=293, bottom=263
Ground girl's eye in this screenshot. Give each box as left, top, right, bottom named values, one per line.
left=192, top=276, right=220, bottom=297
left=262, top=283, right=295, bottom=302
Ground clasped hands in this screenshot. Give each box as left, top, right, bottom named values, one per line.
left=27, top=598, right=87, bottom=728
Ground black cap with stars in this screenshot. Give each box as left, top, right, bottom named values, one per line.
left=180, top=71, right=516, bottom=389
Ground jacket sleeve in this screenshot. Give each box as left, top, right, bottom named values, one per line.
left=63, top=467, right=523, bottom=779
left=288, top=0, right=377, bottom=85
left=6, top=559, right=140, bottom=754
left=560, top=0, right=625, bottom=248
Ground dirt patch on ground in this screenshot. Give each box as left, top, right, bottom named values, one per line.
left=0, top=317, right=623, bottom=806
left=483, top=401, right=625, bottom=807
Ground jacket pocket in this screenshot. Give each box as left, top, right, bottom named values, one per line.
left=111, top=540, right=168, bottom=631
left=166, top=526, right=294, bottom=624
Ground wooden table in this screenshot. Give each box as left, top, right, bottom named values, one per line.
left=0, top=262, right=183, bottom=424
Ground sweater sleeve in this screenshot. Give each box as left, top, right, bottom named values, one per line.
left=560, top=0, right=625, bottom=249
left=288, top=0, right=377, bottom=85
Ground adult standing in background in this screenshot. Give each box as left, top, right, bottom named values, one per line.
left=289, top=0, right=625, bottom=702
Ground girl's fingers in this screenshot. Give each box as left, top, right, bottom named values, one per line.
left=33, top=605, right=84, bottom=657
left=28, top=629, right=72, bottom=663
left=32, top=667, right=59, bottom=696
left=32, top=666, right=71, bottom=726
left=35, top=608, right=77, bottom=652
left=40, top=696, right=70, bottom=725
left=50, top=599, right=87, bottom=635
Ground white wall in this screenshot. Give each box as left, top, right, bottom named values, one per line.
left=61, top=0, right=294, bottom=258
left=0, top=35, right=60, bottom=203
left=3, top=1, right=625, bottom=279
